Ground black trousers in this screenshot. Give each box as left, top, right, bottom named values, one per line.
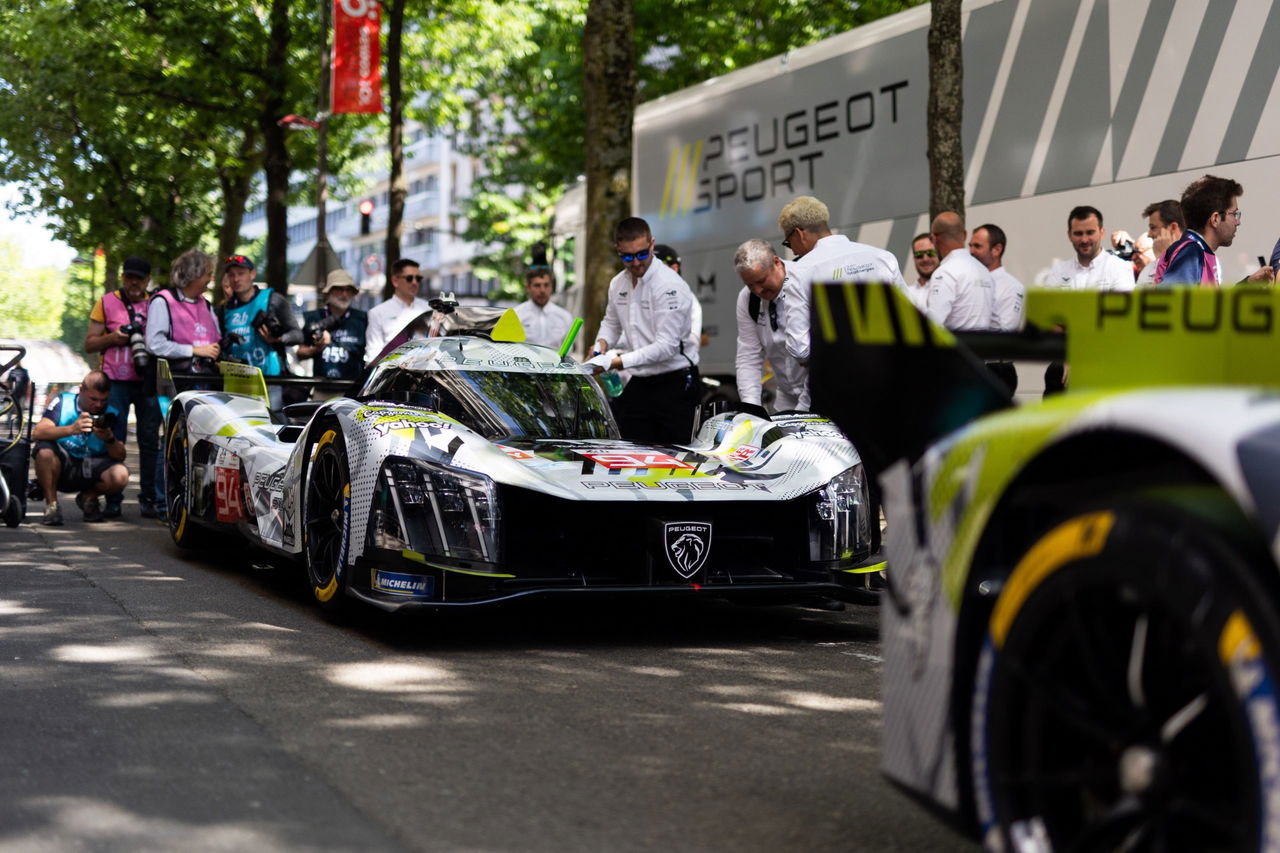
left=609, top=366, right=701, bottom=445
left=987, top=361, right=1018, bottom=395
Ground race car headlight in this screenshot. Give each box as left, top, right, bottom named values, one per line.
left=372, top=458, right=500, bottom=565
left=808, top=464, right=871, bottom=563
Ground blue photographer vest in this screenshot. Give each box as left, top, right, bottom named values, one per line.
left=224, top=288, right=283, bottom=376
left=55, top=392, right=112, bottom=459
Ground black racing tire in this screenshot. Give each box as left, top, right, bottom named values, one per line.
left=165, top=410, right=212, bottom=548
left=971, top=501, right=1280, bottom=852
left=304, top=427, right=352, bottom=614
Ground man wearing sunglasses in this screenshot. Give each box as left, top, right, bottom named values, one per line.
left=776, top=195, right=906, bottom=367
left=366, top=258, right=428, bottom=363
left=591, top=217, right=700, bottom=444
left=733, top=239, right=807, bottom=413
left=905, top=233, right=938, bottom=313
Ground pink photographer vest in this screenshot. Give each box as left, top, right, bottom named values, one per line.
left=156, top=289, right=217, bottom=347
left=101, top=291, right=149, bottom=381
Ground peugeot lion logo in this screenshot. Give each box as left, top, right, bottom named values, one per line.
left=663, top=522, right=712, bottom=579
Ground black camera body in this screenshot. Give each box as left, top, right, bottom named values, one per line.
left=304, top=313, right=342, bottom=346
left=118, top=320, right=150, bottom=372
left=251, top=309, right=286, bottom=340
left=190, top=332, right=246, bottom=375
left=91, top=411, right=117, bottom=430
left=1111, top=239, right=1136, bottom=262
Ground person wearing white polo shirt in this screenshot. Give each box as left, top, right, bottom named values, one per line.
left=366, top=258, right=429, bottom=363
left=514, top=267, right=574, bottom=349
left=1045, top=206, right=1135, bottom=291
left=926, top=212, right=996, bottom=332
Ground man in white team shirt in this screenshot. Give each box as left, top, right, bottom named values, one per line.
left=733, top=239, right=808, bottom=412
left=926, top=212, right=996, bottom=331
left=968, top=223, right=1025, bottom=331
left=513, top=268, right=574, bottom=349
left=365, top=258, right=429, bottom=363
left=903, top=233, right=938, bottom=313
left=591, top=217, right=700, bottom=444
left=777, top=195, right=906, bottom=365
left=1045, top=206, right=1135, bottom=290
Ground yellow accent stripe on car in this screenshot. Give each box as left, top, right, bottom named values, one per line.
left=843, top=561, right=887, bottom=574
left=989, top=511, right=1115, bottom=649
left=400, top=550, right=515, bottom=578
left=1220, top=610, right=1262, bottom=665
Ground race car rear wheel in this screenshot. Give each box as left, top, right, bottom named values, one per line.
left=304, top=428, right=352, bottom=613
left=164, top=410, right=211, bottom=548
left=971, top=502, right=1280, bottom=853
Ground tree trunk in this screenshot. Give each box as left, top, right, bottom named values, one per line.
left=260, top=0, right=292, bottom=292
left=217, top=169, right=253, bottom=307
left=102, top=250, right=118, bottom=293
left=582, top=0, right=635, bottom=342
left=384, top=0, right=406, bottom=297
left=927, top=0, right=964, bottom=219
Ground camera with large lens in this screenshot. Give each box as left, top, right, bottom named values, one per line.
left=91, top=411, right=117, bottom=430
left=1110, top=238, right=1136, bottom=262
left=119, top=320, right=150, bottom=372
left=251, top=309, right=286, bottom=340
left=190, top=332, right=245, bottom=375
left=304, top=313, right=341, bottom=346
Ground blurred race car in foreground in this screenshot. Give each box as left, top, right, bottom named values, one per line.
left=160, top=304, right=883, bottom=614
left=811, top=283, right=1280, bottom=852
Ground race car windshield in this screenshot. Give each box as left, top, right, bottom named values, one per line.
left=361, top=367, right=617, bottom=441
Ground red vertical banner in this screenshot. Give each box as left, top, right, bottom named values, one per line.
left=332, top=0, right=383, bottom=114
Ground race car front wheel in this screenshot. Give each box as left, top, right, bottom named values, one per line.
left=164, top=410, right=211, bottom=548
left=971, top=501, right=1280, bottom=852
left=304, top=428, right=352, bottom=613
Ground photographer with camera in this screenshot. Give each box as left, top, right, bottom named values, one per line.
left=296, top=269, right=367, bottom=399
left=84, top=255, right=163, bottom=519
left=32, top=371, right=128, bottom=525
left=220, top=255, right=301, bottom=410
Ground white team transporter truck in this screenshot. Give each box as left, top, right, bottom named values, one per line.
left=555, top=0, right=1280, bottom=396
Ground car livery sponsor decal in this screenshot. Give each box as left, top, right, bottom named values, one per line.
left=663, top=522, right=711, bottom=578
left=725, top=444, right=759, bottom=463
left=372, top=569, right=435, bottom=598
left=496, top=445, right=535, bottom=461
left=581, top=480, right=771, bottom=492
left=214, top=466, right=244, bottom=523
left=581, top=451, right=693, bottom=470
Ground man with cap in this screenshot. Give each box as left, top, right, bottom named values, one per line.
left=220, top=254, right=302, bottom=410
left=84, top=255, right=162, bottom=519
left=513, top=267, right=574, bottom=350
left=296, top=269, right=369, bottom=398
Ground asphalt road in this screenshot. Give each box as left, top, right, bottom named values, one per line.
left=0, top=496, right=971, bottom=852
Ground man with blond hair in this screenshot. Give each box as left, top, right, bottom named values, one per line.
left=776, top=195, right=906, bottom=365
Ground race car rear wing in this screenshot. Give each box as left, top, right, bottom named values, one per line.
left=809, top=283, right=1280, bottom=480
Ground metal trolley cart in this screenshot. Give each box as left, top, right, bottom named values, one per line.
left=0, top=345, right=33, bottom=527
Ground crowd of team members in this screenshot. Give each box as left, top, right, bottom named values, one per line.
left=33, top=172, right=1268, bottom=525
left=587, top=172, right=1273, bottom=445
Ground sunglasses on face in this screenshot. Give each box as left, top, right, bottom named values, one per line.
left=913, top=249, right=937, bottom=259
left=782, top=228, right=799, bottom=250
left=617, top=248, right=651, bottom=263
left=224, top=255, right=252, bottom=267
left=398, top=274, right=425, bottom=282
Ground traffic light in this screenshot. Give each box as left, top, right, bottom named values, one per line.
left=359, top=199, right=374, bottom=235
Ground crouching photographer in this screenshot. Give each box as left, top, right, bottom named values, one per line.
left=296, top=269, right=367, bottom=400
left=220, top=254, right=302, bottom=411
left=32, top=371, right=128, bottom=525
left=84, top=255, right=163, bottom=519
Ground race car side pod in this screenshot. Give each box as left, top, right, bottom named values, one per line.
left=808, top=282, right=1022, bottom=482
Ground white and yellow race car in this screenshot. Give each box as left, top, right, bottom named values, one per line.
left=812, top=283, right=1280, bottom=852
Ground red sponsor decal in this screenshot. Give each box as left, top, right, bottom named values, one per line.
left=581, top=452, right=693, bottom=470
left=215, top=467, right=244, bottom=523
left=726, top=444, right=759, bottom=463
left=332, top=0, right=383, bottom=114
left=497, top=445, right=535, bottom=461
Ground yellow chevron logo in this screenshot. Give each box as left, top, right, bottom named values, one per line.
left=659, top=141, right=704, bottom=219
left=813, top=283, right=955, bottom=347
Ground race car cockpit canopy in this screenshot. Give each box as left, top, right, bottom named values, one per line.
left=359, top=339, right=618, bottom=441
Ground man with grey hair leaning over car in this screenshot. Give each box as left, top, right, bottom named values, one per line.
left=733, top=239, right=808, bottom=413
left=776, top=195, right=907, bottom=369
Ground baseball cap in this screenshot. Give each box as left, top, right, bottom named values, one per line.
left=323, top=268, right=357, bottom=292
left=653, top=244, right=680, bottom=267
left=223, top=254, right=255, bottom=272
left=122, top=256, right=151, bottom=277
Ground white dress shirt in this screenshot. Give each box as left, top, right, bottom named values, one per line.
left=594, top=258, right=698, bottom=377
left=927, top=246, right=997, bottom=331
left=1136, top=259, right=1158, bottom=286
left=782, top=233, right=907, bottom=362
left=366, top=295, right=430, bottom=363
left=1045, top=252, right=1135, bottom=290
left=903, top=279, right=930, bottom=314
left=991, top=266, right=1026, bottom=331
left=734, top=260, right=808, bottom=411
left=514, top=299, right=575, bottom=350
